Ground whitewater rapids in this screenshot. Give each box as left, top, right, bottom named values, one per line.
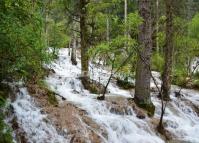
left=10, top=48, right=199, bottom=143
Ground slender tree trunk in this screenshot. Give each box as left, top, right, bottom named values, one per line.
left=80, top=0, right=89, bottom=78
left=44, top=2, right=49, bottom=47
left=124, top=0, right=128, bottom=36
left=71, top=18, right=77, bottom=65
left=134, top=0, right=155, bottom=116
left=106, top=16, right=110, bottom=42
left=71, top=38, right=77, bottom=65
left=162, top=0, right=173, bottom=100
left=68, top=40, right=71, bottom=56
left=124, top=0, right=128, bottom=48
left=156, top=0, right=159, bottom=53
left=152, top=0, right=159, bottom=52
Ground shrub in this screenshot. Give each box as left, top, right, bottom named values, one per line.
left=151, top=53, right=164, bottom=72
left=172, top=69, right=187, bottom=87
left=0, top=96, right=13, bottom=143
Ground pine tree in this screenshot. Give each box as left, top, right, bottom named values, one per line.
left=80, top=0, right=89, bottom=79
left=134, top=0, right=155, bottom=116
left=162, top=0, right=173, bottom=100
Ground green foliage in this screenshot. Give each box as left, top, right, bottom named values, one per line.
left=89, top=35, right=137, bottom=67
left=0, top=117, right=13, bottom=143
left=190, top=13, right=199, bottom=39
left=172, top=68, right=187, bottom=86
left=88, top=10, right=142, bottom=80
left=192, top=79, right=199, bottom=89
left=151, top=53, right=164, bottom=72
left=0, top=97, right=13, bottom=143
left=0, top=0, right=52, bottom=81
left=173, top=14, right=199, bottom=79
left=127, top=12, right=143, bottom=34
left=193, top=72, right=199, bottom=79
left=45, top=0, right=70, bottom=49
left=0, top=96, right=5, bottom=108
left=48, top=21, right=70, bottom=48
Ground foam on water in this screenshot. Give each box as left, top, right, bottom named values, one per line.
left=46, top=48, right=164, bottom=143
left=12, top=87, right=68, bottom=143
left=12, top=48, right=199, bottom=143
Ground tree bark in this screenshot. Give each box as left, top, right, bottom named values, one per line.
left=71, top=18, right=77, bottom=65
left=80, top=0, right=89, bottom=78
left=156, top=0, right=159, bottom=52
left=106, top=16, right=110, bottom=42
left=68, top=40, right=71, bottom=56
left=71, top=38, right=77, bottom=65
left=124, top=0, right=128, bottom=36
left=134, top=0, right=154, bottom=115
left=162, top=0, right=173, bottom=100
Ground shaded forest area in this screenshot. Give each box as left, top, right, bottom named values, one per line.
left=1, top=0, right=199, bottom=143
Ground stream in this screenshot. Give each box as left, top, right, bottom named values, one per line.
left=10, top=48, right=199, bottom=143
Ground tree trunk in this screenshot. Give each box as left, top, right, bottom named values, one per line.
left=156, top=0, right=159, bottom=53
left=71, top=18, right=77, bottom=65
left=71, top=38, right=77, bottom=65
left=106, top=16, right=110, bottom=42
left=124, top=0, right=128, bottom=36
left=134, top=0, right=155, bottom=116
left=162, top=0, right=173, bottom=100
left=152, top=0, right=159, bottom=52
left=68, top=40, right=71, bottom=56
left=80, top=0, right=89, bottom=78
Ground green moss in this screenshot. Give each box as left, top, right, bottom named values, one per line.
left=37, top=79, right=48, bottom=89
left=35, top=80, right=58, bottom=106
left=81, top=77, right=105, bottom=94
left=90, top=84, right=99, bottom=94
left=135, top=102, right=155, bottom=117
left=47, top=91, right=58, bottom=106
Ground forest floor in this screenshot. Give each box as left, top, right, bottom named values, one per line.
left=8, top=48, right=199, bottom=143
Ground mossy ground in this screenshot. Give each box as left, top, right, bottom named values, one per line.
left=28, top=79, right=59, bottom=106
left=80, top=77, right=105, bottom=94
left=134, top=100, right=155, bottom=117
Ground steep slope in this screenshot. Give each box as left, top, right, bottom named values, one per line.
left=9, top=48, right=199, bottom=143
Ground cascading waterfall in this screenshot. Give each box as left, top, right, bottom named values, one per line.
left=46, top=48, right=199, bottom=143
left=11, top=87, right=68, bottom=143
left=9, top=48, right=199, bottom=143
left=46, top=48, right=164, bottom=143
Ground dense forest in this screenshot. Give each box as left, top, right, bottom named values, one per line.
left=1, top=0, right=199, bottom=143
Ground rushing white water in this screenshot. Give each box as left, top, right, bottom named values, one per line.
left=153, top=86, right=199, bottom=143
left=46, top=48, right=199, bottom=143
left=46, top=48, right=164, bottom=143
left=11, top=48, right=199, bottom=143
left=11, top=87, right=68, bottom=143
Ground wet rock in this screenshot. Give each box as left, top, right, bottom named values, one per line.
left=10, top=116, right=29, bottom=143
left=136, top=110, right=146, bottom=119
left=174, top=91, right=184, bottom=98
left=80, top=77, right=105, bottom=94
left=27, top=83, right=108, bottom=143
left=72, top=90, right=80, bottom=94
left=97, top=95, right=105, bottom=100
left=106, top=96, right=147, bottom=118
